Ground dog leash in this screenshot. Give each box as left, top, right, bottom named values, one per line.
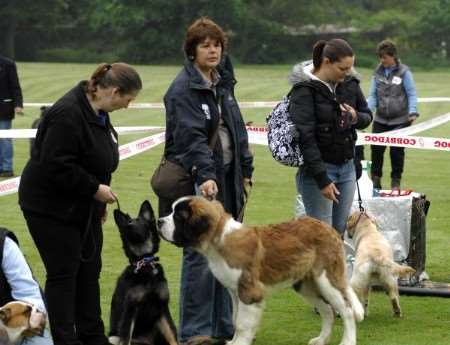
left=114, top=194, right=121, bottom=211
left=81, top=195, right=121, bottom=263
left=80, top=201, right=96, bottom=262
left=355, top=180, right=365, bottom=213
left=237, top=180, right=253, bottom=222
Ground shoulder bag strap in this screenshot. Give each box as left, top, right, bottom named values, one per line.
left=208, top=92, right=222, bottom=150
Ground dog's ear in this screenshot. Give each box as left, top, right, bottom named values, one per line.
left=184, top=214, right=210, bottom=242
left=113, top=209, right=131, bottom=228
left=0, top=308, right=11, bottom=322
left=346, top=212, right=359, bottom=230
left=139, top=200, right=155, bottom=223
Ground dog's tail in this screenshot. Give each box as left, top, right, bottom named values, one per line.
left=392, top=263, right=416, bottom=278
left=372, top=257, right=416, bottom=278
left=346, top=286, right=365, bottom=322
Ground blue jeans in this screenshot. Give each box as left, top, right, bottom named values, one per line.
left=179, top=247, right=234, bottom=342
left=296, top=160, right=356, bottom=235
left=21, top=329, right=53, bottom=345
left=0, top=120, right=13, bottom=172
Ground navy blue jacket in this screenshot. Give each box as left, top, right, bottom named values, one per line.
left=163, top=58, right=253, bottom=217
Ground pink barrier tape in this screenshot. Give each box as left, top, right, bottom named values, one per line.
left=245, top=126, right=450, bottom=151
left=0, top=126, right=165, bottom=139
left=2, top=122, right=449, bottom=196
left=0, top=132, right=166, bottom=197
left=0, top=177, right=21, bottom=197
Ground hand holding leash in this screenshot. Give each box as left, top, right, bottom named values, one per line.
left=94, top=184, right=117, bottom=204
left=199, top=179, right=218, bottom=200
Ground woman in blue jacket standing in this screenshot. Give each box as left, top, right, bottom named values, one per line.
left=19, top=63, right=142, bottom=345
left=368, top=40, right=418, bottom=190
left=156, top=17, right=253, bottom=345
left=289, top=39, right=372, bottom=236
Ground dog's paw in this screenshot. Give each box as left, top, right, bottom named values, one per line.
left=308, top=336, right=329, bottom=345
left=393, top=310, right=402, bottom=318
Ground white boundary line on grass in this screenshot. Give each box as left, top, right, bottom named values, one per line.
left=2, top=112, right=449, bottom=139
left=21, top=97, right=450, bottom=109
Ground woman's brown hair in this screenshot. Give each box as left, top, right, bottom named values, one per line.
left=85, top=62, right=142, bottom=98
left=183, top=17, right=227, bottom=60
left=312, top=39, right=354, bottom=70
left=376, top=39, right=398, bottom=58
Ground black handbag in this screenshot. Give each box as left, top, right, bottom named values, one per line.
left=151, top=126, right=219, bottom=200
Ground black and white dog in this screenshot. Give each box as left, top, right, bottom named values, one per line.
left=109, top=200, right=178, bottom=345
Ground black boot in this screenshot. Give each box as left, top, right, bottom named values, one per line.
left=391, top=178, right=401, bottom=190
left=372, top=175, right=382, bottom=190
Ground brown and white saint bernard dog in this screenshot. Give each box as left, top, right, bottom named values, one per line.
left=0, top=301, right=47, bottom=345
left=158, top=196, right=364, bottom=345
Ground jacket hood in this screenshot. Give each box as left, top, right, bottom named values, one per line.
left=288, top=60, right=361, bottom=86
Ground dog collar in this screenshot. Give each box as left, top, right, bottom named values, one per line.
left=132, top=255, right=159, bottom=274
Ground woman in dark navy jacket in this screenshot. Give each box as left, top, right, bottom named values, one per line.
left=19, top=63, right=142, bottom=345
left=157, top=17, right=253, bottom=345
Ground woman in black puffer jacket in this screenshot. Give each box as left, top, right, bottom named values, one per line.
left=289, top=39, right=372, bottom=235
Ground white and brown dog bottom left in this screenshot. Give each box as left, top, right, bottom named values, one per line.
left=158, top=196, right=364, bottom=345
left=0, top=301, right=47, bottom=345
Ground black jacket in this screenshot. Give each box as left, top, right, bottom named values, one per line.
left=19, top=82, right=119, bottom=224
left=163, top=58, right=253, bottom=217
left=289, top=62, right=372, bottom=188
left=0, top=56, right=23, bottom=120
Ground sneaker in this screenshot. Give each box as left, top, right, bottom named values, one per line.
left=0, top=171, right=13, bottom=177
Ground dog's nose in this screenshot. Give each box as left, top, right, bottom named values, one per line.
left=157, top=219, right=164, bottom=229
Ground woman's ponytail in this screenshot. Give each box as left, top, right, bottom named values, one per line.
left=312, top=40, right=327, bottom=70
left=85, top=62, right=142, bottom=99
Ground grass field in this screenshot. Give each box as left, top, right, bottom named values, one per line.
left=1, top=62, right=449, bottom=345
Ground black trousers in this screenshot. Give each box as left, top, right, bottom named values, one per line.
left=23, top=210, right=109, bottom=345
left=370, top=121, right=410, bottom=180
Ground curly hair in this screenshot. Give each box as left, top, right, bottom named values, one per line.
left=376, top=40, right=397, bottom=58
left=183, top=17, right=227, bottom=60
